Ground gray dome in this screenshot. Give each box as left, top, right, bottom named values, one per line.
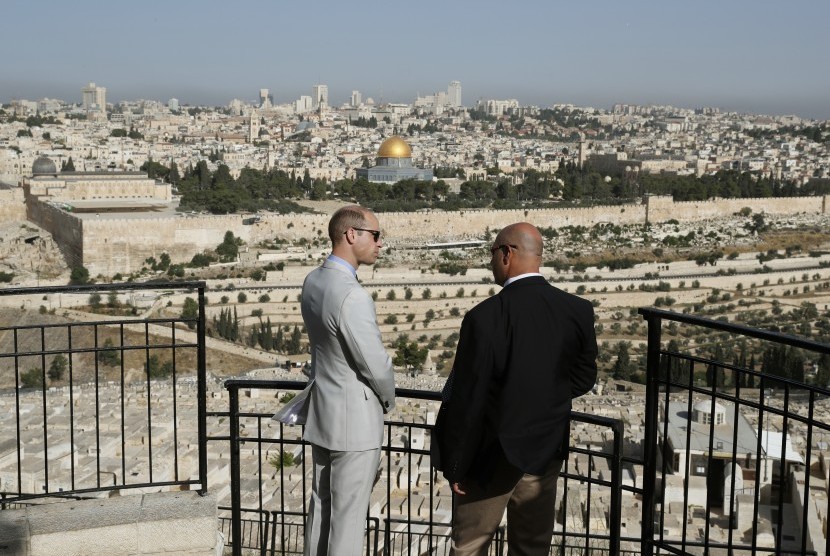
left=32, top=157, right=57, bottom=176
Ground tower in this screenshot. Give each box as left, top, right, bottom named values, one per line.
left=578, top=134, right=588, bottom=168
left=259, top=89, right=272, bottom=109
left=249, top=110, right=260, bottom=143
left=312, top=84, right=328, bottom=110
left=351, top=90, right=362, bottom=107
left=448, top=81, right=462, bottom=108
left=81, top=82, right=107, bottom=119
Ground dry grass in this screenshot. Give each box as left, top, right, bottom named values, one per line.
left=0, top=308, right=266, bottom=389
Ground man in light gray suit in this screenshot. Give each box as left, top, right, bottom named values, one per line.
left=301, top=205, right=396, bottom=556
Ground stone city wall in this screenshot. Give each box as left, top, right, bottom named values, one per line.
left=70, top=194, right=830, bottom=277
left=0, top=188, right=27, bottom=221
left=81, top=214, right=252, bottom=276
left=645, top=195, right=828, bottom=223
left=26, top=201, right=83, bottom=270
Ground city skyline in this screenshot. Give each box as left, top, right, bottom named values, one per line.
left=1, top=0, right=829, bottom=120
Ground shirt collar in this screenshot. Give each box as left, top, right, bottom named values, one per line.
left=503, top=272, right=543, bottom=288
left=327, top=254, right=357, bottom=278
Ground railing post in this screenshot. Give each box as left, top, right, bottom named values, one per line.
left=197, top=283, right=208, bottom=495
left=229, top=385, right=242, bottom=556
left=609, top=419, right=623, bottom=556
left=640, top=310, right=662, bottom=556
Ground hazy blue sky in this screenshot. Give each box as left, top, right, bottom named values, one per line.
left=2, top=0, right=828, bottom=119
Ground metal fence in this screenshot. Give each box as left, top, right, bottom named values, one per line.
left=639, top=307, right=830, bottom=556
left=0, top=282, right=208, bottom=502
left=219, top=380, right=625, bottom=556
left=4, top=283, right=829, bottom=555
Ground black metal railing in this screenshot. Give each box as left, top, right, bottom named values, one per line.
left=639, top=307, right=830, bottom=556
left=219, top=380, right=625, bottom=556
left=0, top=282, right=208, bottom=502
left=5, top=284, right=830, bottom=555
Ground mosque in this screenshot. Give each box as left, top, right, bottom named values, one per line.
left=356, top=136, right=433, bottom=184
left=23, top=156, right=171, bottom=213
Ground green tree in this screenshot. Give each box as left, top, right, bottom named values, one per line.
left=48, top=355, right=68, bottom=382
left=146, top=355, right=173, bottom=379
left=612, top=341, right=634, bottom=380
left=62, top=157, right=76, bottom=171
left=88, top=292, right=102, bottom=309
left=20, top=368, right=43, bottom=388
left=286, top=325, right=302, bottom=355
left=169, top=161, right=180, bottom=185
left=98, top=338, right=121, bottom=367
left=69, top=266, right=90, bottom=285
left=392, top=335, right=428, bottom=374
left=216, top=231, right=242, bottom=262
left=181, top=297, right=199, bottom=329
left=269, top=451, right=296, bottom=470
left=816, top=354, right=830, bottom=389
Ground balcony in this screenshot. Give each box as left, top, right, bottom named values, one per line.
left=0, top=285, right=828, bottom=555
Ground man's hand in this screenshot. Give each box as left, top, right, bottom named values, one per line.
left=452, top=482, right=466, bottom=495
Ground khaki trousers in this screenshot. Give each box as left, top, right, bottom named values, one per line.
left=450, top=454, right=564, bottom=556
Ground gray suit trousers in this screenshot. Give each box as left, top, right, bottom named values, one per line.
left=304, top=443, right=381, bottom=556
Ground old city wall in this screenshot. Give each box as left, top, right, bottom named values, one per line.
left=27, top=201, right=83, bottom=269
left=645, top=195, right=829, bottom=223
left=0, top=188, right=27, bottom=221
left=74, top=195, right=830, bottom=277
left=81, top=214, right=255, bottom=276
left=370, top=204, right=647, bottom=241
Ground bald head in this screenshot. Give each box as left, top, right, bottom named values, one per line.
left=490, top=222, right=543, bottom=285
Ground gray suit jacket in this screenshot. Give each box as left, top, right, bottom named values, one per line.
left=301, top=259, right=396, bottom=451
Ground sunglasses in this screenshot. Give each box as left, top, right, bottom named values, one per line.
left=348, top=227, right=382, bottom=242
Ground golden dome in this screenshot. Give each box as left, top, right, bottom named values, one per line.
left=377, top=136, right=412, bottom=159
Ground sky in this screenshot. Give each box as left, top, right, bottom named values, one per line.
left=2, top=0, right=829, bottom=120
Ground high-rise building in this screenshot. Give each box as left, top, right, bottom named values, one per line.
left=351, top=90, right=362, bottom=107
left=312, top=84, right=328, bottom=109
left=168, top=98, right=179, bottom=111
left=81, top=82, right=106, bottom=114
left=448, top=80, right=462, bottom=108
left=260, top=89, right=273, bottom=109
left=295, top=95, right=313, bottom=114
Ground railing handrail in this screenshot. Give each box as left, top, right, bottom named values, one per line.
left=223, top=379, right=625, bottom=556
left=0, top=280, right=206, bottom=297
left=639, top=306, right=830, bottom=556
left=0, top=282, right=209, bottom=502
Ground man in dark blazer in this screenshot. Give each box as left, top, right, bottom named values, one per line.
left=432, top=222, right=598, bottom=556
